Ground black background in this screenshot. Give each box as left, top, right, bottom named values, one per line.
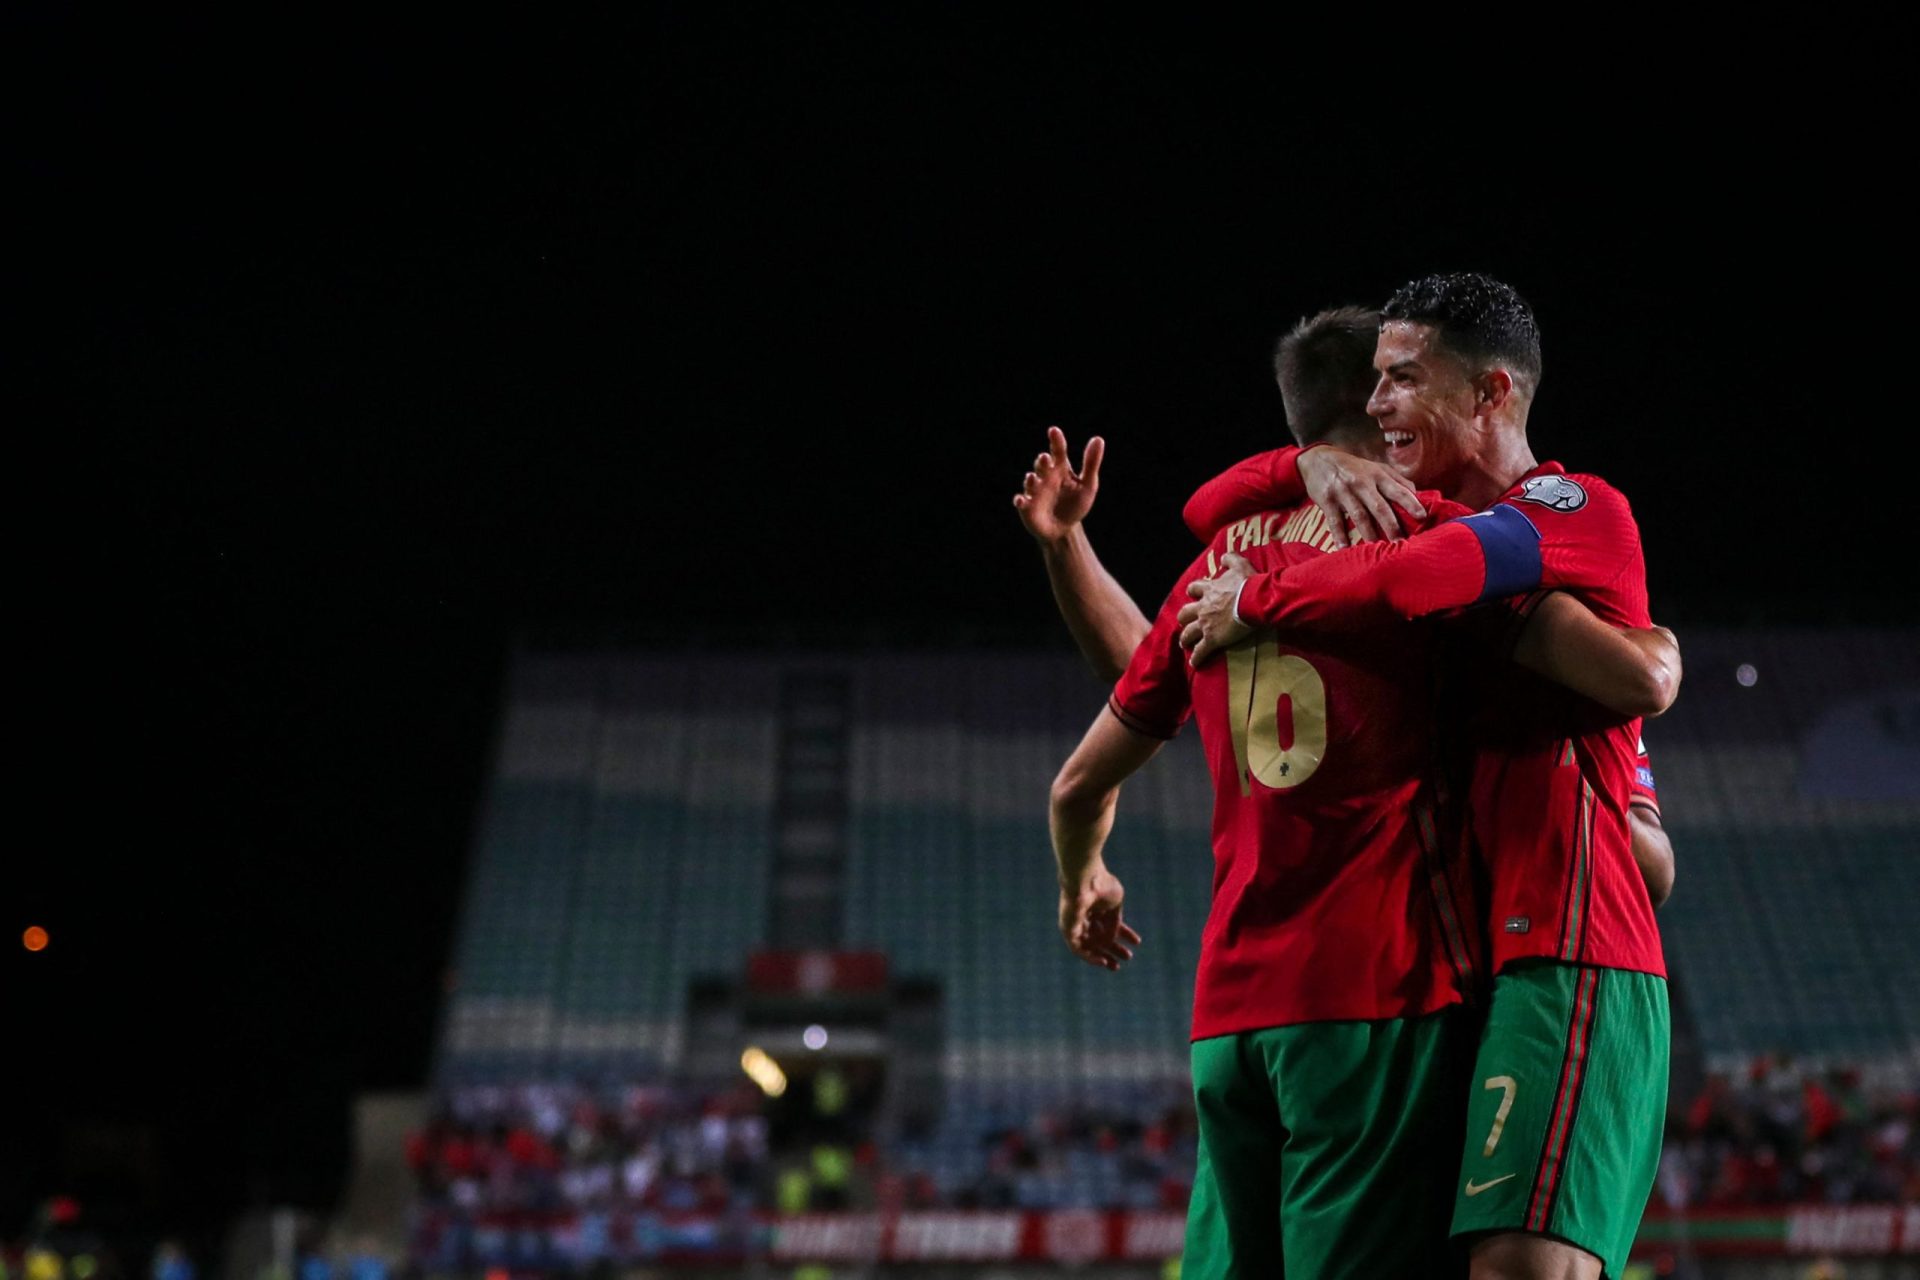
left=10, top=8, right=1901, bottom=1253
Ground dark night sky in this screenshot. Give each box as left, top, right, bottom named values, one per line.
left=10, top=8, right=1901, bottom=1246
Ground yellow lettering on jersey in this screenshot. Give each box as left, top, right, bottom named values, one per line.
left=1223, top=507, right=1351, bottom=560
left=1272, top=505, right=1334, bottom=552
left=1303, top=507, right=1332, bottom=549
left=1205, top=548, right=1219, bottom=578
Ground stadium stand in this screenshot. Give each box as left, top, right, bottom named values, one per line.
left=842, top=652, right=1205, bottom=1085
left=1641, top=630, right=1919, bottom=1063
left=416, top=631, right=1919, bottom=1270
left=438, top=653, right=779, bottom=1081
left=442, top=631, right=1917, bottom=1083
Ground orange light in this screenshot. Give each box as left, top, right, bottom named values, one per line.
left=23, top=926, right=49, bottom=952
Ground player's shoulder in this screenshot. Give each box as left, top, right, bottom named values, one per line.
left=1507, top=463, right=1636, bottom=524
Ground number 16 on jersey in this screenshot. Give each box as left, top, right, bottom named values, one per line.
left=1226, top=635, right=1328, bottom=796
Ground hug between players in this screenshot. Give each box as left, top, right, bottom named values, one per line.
left=1019, top=273, right=1681, bottom=1280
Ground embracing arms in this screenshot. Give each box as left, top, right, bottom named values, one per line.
left=1016, top=432, right=1426, bottom=681
left=1511, top=592, right=1682, bottom=721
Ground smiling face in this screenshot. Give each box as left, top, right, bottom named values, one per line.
left=1366, top=319, right=1494, bottom=493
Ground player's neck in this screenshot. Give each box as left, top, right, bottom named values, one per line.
left=1449, top=431, right=1538, bottom=511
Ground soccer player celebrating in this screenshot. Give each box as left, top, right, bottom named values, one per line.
left=1178, top=274, right=1671, bottom=1280
left=1027, top=306, right=1679, bottom=1278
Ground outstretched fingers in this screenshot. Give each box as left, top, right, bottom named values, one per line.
left=1078, top=435, right=1105, bottom=486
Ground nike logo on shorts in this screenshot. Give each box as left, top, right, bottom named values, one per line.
left=1464, top=1173, right=1518, bottom=1197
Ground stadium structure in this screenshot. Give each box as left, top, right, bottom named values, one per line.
left=376, top=631, right=1917, bottom=1279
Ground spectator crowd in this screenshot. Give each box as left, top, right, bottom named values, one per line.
left=407, top=1082, right=771, bottom=1217
left=923, top=1096, right=1198, bottom=1212
left=403, top=1059, right=1916, bottom=1266
left=1659, top=1056, right=1919, bottom=1207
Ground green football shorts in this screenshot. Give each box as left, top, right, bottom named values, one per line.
left=1182, top=1007, right=1474, bottom=1280
left=1451, top=961, right=1669, bottom=1279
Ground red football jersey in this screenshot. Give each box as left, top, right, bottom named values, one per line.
left=1220, top=462, right=1667, bottom=978
left=1111, top=496, right=1479, bottom=1039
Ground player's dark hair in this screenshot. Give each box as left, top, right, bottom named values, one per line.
left=1383, top=272, right=1543, bottom=395
left=1274, top=305, right=1382, bottom=447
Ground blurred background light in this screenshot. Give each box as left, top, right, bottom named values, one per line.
left=740, top=1046, right=788, bottom=1097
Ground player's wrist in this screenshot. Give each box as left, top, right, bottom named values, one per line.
left=1058, top=861, right=1105, bottom=895
left=1037, top=521, right=1087, bottom=555
left=1276, top=443, right=1313, bottom=481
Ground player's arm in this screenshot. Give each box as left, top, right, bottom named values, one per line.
left=1184, top=517, right=1508, bottom=663
left=1051, top=551, right=1204, bottom=972
left=1014, top=427, right=1151, bottom=682
left=1041, top=530, right=1150, bottom=682
left=1511, top=593, right=1682, bottom=719
left=1183, top=447, right=1306, bottom=538
left=1627, top=744, right=1673, bottom=906
left=1630, top=804, right=1675, bottom=908
left=1182, top=444, right=1426, bottom=548
left=1050, top=709, right=1161, bottom=970
left=1180, top=485, right=1637, bottom=664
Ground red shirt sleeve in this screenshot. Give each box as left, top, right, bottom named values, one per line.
left=1235, top=467, right=1642, bottom=631
left=1507, top=473, right=1645, bottom=623
left=1108, top=553, right=1210, bottom=739
left=1181, top=447, right=1308, bottom=541
left=1630, top=739, right=1660, bottom=814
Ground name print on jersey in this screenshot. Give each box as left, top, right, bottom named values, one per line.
left=1207, top=505, right=1341, bottom=576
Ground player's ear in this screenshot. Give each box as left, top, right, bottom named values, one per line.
left=1474, top=367, right=1514, bottom=415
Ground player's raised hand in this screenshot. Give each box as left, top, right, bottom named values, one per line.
left=1178, top=553, right=1254, bottom=666
left=1059, top=865, right=1141, bottom=972
left=1013, top=426, right=1105, bottom=543
left=1298, top=447, right=1427, bottom=549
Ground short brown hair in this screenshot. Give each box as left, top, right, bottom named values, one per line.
left=1274, top=305, right=1382, bottom=446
